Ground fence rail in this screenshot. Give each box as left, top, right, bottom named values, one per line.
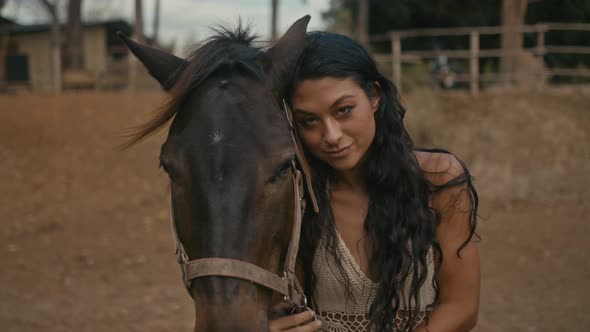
left=372, top=23, right=590, bottom=95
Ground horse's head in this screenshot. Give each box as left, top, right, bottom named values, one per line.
left=120, top=16, right=311, bottom=332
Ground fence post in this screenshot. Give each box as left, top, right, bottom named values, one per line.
left=470, top=30, right=480, bottom=96
left=536, top=24, right=546, bottom=55
left=536, top=24, right=547, bottom=87
left=391, top=32, right=402, bottom=91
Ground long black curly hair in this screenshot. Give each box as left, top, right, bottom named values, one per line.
left=286, top=32, right=478, bottom=331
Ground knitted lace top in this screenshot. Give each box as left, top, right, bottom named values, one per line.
left=312, top=230, right=436, bottom=332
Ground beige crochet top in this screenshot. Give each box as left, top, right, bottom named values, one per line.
left=313, top=231, right=436, bottom=332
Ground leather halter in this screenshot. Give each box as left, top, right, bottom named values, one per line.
left=168, top=99, right=319, bottom=310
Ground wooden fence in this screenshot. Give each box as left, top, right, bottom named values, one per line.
left=370, top=23, right=590, bottom=95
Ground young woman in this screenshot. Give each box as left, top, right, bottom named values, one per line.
left=269, top=32, right=480, bottom=332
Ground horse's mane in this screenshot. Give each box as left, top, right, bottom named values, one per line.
left=124, top=23, right=263, bottom=147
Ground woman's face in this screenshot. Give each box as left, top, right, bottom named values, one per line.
left=291, top=77, right=380, bottom=172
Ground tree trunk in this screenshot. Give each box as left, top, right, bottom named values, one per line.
left=129, top=0, right=144, bottom=90
left=357, top=0, right=369, bottom=47
left=40, top=0, right=62, bottom=93
left=500, top=0, right=528, bottom=84
left=65, top=0, right=84, bottom=70
left=271, top=0, right=278, bottom=42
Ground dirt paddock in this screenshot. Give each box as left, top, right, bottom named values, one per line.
left=0, top=89, right=588, bottom=331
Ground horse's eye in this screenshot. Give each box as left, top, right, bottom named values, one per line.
left=268, top=158, right=293, bottom=183
left=159, top=160, right=178, bottom=183
left=278, top=160, right=292, bottom=175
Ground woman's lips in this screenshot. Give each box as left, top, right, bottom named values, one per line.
left=324, top=144, right=352, bottom=158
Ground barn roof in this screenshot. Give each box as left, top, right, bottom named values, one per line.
left=0, top=19, right=132, bottom=35
left=0, top=16, right=17, bottom=27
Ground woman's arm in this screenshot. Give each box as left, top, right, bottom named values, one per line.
left=415, top=154, right=480, bottom=332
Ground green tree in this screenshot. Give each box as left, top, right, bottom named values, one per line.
left=324, top=0, right=501, bottom=36
left=323, top=0, right=590, bottom=70
left=527, top=0, right=590, bottom=69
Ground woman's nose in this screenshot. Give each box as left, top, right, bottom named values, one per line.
left=323, top=119, right=343, bottom=145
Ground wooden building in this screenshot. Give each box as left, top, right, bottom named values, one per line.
left=0, top=19, right=132, bottom=93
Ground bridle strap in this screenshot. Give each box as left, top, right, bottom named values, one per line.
left=282, top=99, right=319, bottom=213
left=182, top=258, right=289, bottom=295
left=283, top=165, right=303, bottom=277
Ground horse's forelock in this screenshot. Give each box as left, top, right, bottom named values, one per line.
left=208, top=21, right=260, bottom=47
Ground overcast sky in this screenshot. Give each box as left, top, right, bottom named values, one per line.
left=2, top=0, right=330, bottom=55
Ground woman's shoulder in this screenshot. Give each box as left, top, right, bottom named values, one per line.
left=412, top=148, right=469, bottom=187
left=413, top=149, right=477, bottom=225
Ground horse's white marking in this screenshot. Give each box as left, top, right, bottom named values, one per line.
left=210, top=130, right=224, bottom=145
left=210, top=129, right=225, bottom=182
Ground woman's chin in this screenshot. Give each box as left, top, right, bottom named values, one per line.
left=326, top=157, right=360, bottom=173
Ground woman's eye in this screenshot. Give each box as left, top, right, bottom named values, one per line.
left=299, top=117, right=318, bottom=128
left=337, top=106, right=354, bottom=115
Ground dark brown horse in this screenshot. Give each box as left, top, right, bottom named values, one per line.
left=120, top=16, right=312, bottom=332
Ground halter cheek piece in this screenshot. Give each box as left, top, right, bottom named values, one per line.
left=168, top=99, right=319, bottom=312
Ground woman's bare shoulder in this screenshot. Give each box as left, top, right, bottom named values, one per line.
left=412, top=149, right=467, bottom=186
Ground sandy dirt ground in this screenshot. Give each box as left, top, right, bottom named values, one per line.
left=0, top=89, right=588, bottom=332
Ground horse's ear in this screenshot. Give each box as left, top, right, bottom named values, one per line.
left=266, top=15, right=310, bottom=93
left=117, top=31, right=188, bottom=91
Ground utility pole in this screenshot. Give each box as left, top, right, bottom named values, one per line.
left=152, top=0, right=160, bottom=43
left=134, top=0, right=144, bottom=43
